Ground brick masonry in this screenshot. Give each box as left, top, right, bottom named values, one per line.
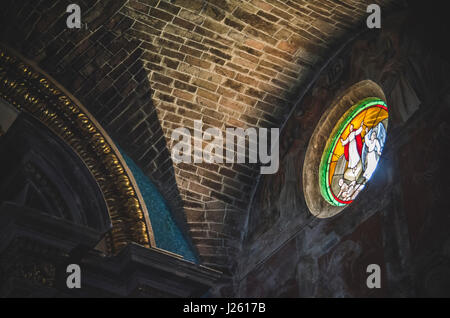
left=0, top=0, right=401, bottom=273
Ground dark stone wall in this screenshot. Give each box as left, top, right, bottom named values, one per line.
left=235, top=7, right=450, bottom=297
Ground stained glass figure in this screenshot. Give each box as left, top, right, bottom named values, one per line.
left=319, top=98, right=388, bottom=206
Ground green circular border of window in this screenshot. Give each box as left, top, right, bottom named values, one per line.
left=319, top=97, right=388, bottom=206
left=303, top=80, right=387, bottom=218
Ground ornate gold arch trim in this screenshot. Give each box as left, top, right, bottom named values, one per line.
left=0, top=44, right=156, bottom=253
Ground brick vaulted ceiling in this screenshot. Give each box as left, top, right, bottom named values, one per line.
left=0, top=0, right=400, bottom=273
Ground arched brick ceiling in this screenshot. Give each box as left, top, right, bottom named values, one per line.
left=0, top=0, right=401, bottom=273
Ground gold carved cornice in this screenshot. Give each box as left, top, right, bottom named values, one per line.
left=0, top=45, right=156, bottom=254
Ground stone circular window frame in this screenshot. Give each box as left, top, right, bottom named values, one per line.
left=303, top=80, right=387, bottom=218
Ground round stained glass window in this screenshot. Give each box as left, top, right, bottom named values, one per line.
left=319, top=97, right=388, bottom=206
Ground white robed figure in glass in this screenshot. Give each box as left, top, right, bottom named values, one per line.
left=361, top=122, right=386, bottom=181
